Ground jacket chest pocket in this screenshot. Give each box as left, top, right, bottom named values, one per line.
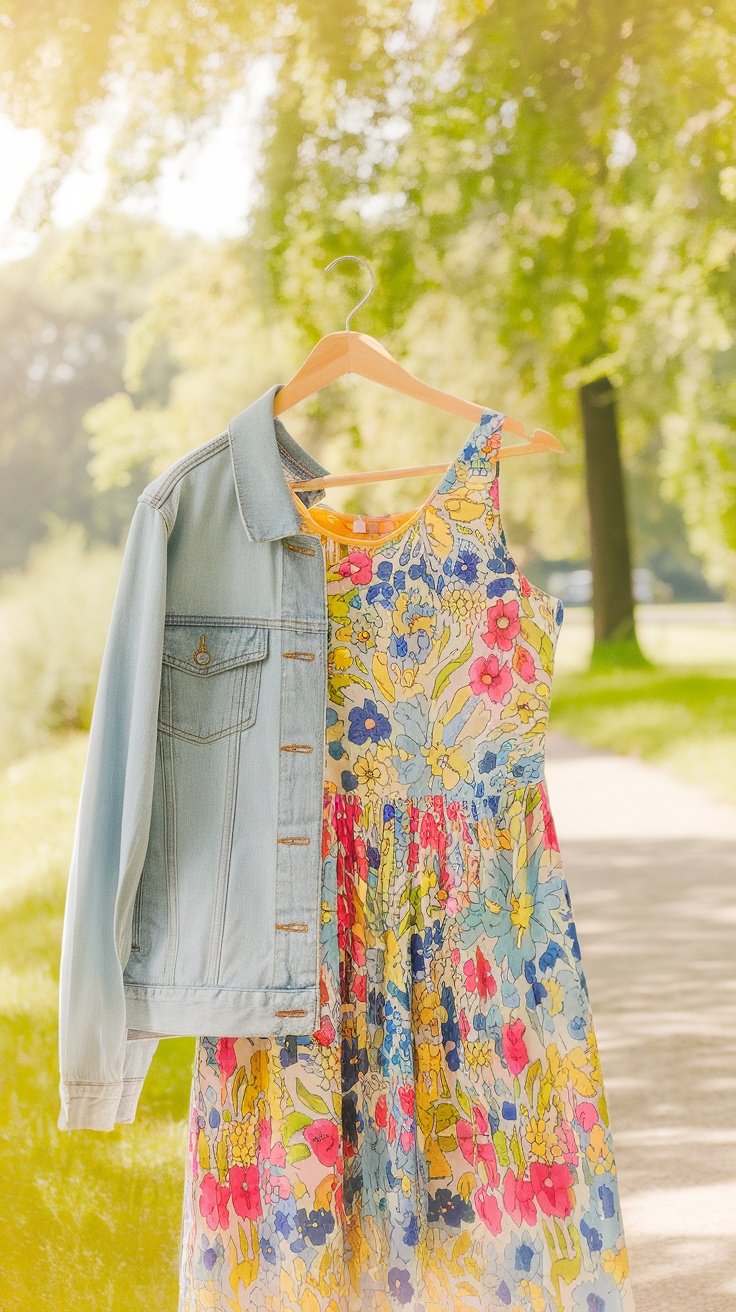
left=158, top=619, right=269, bottom=742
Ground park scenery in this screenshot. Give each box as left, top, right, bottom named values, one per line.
left=0, top=3, right=734, bottom=1310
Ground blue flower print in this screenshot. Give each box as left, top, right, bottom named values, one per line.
left=487, top=575, right=516, bottom=598
left=427, top=1188, right=475, bottom=1227
left=572, top=1275, right=623, bottom=1310
left=388, top=1267, right=414, bottom=1305
left=198, top=1231, right=224, bottom=1276
left=402, top=1212, right=420, bottom=1248
left=294, top=1206, right=335, bottom=1248
left=502, top=1228, right=544, bottom=1285
left=539, top=939, right=564, bottom=972
left=581, top=1217, right=604, bottom=1253
left=482, top=843, right=564, bottom=977
left=348, top=697, right=391, bottom=745
left=453, top=548, right=481, bottom=584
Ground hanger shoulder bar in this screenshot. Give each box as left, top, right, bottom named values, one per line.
left=291, top=429, right=562, bottom=491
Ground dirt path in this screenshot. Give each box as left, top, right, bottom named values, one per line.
left=546, top=730, right=736, bottom=1312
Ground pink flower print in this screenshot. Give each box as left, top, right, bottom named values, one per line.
left=463, top=958, right=478, bottom=994
left=469, top=653, right=513, bottom=702
left=575, top=1101, right=600, bottom=1132
left=457, top=1118, right=476, bottom=1165
left=557, top=1118, right=580, bottom=1166
left=199, top=1172, right=230, bottom=1230
left=475, top=945, right=497, bottom=1003
left=459, top=1006, right=470, bottom=1040
left=482, top=598, right=520, bottom=651
left=530, top=1161, right=574, bottom=1218
left=230, top=1162, right=263, bottom=1222
left=400, top=1126, right=415, bottom=1153
left=502, top=1018, right=530, bottom=1074
left=303, top=1119, right=340, bottom=1167
left=216, top=1036, right=237, bottom=1079
left=270, top=1140, right=287, bottom=1168
left=314, top=1015, right=336, bottom=1046
left=272, top=1175, right=291, bottom=1200
left=512, top=644, right=537, bottom=683
left=338, top=548, right=373, bottom=585
left=502, top=1168, right=537, bottom=1225
left=539, top=780, right=560, bottom=851
left=474, top=1184, right=503, bottom=1234
left=477, top=1138, right=500, bottom=1187
left=473, top=1105, right=490, bottom=1136
left=258, top=1115, right=271, bottom=1159
left=398, top=1084, right=415, bottom=1117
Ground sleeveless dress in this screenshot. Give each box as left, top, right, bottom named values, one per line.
left=177, top=410, right=637, bottom=1312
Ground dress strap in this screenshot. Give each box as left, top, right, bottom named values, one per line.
left=449, top=410, right=506, bottom=483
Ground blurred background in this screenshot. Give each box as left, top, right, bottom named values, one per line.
left=0, top=2, right=734, bottom=1310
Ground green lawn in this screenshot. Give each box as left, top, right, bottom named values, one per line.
left=550, top=665, right=736, bottom=804
left=550, top=603, right=736, bottom=805
left=0, top=732, right=193, bottom=1311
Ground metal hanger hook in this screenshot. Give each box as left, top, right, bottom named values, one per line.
left=324, top=255, right=374, bottom=331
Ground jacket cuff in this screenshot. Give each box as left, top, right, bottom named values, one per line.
left=58, top=1036, right=158, bottom=1131
left=57, top=1073, right=148, bottom=1131
left=57, top=1081, right=128, bottom=1131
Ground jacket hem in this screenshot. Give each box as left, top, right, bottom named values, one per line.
left=124, top=982, right=320, bottom=1036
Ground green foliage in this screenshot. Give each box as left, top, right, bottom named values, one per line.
left=1, top=0, right=734, bottom=593
left=0, top=215, right=185, bottom=569
left=0, top=521, right=123, bottom=769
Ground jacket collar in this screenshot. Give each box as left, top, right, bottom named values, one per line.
left=228, top=383, right=331, bottom=542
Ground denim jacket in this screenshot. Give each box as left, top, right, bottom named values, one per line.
left=57, top=383, right=337, bottom=1131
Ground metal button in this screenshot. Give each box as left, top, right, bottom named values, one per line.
left=192, top=634, right=211, bottom=666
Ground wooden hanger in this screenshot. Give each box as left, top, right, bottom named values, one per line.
left=274, top=255, right=563, bottom=493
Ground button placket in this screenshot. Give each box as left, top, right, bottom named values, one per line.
left=272, top=535, right=328, bottom=1021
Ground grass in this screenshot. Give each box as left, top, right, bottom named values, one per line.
left=0, top=732, right=194, bottom=1311
left=549, top=603, right=736, bottom=806
left=550, top=665, right=736, bottom=805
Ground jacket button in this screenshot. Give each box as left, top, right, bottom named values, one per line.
left=192, top=634, right=211, bottom=666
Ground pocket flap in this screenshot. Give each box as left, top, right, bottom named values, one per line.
left=162, top=620, right=268, bottom=675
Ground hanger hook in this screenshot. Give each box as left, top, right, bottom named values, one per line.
left=324, top=255, right=374, bottom=331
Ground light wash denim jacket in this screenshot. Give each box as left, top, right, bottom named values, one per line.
left=57, top=383, right=335, bottom=1131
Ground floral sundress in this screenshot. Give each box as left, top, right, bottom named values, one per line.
left=177, top=410, right=637, bottom=1312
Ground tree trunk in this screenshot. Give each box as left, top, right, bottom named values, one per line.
left=579, top=375, right=644, bottom=660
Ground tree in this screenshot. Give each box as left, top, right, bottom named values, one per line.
left=0, top=216, right=183, bottom=568
left=2, top=0, right=734, bottom=647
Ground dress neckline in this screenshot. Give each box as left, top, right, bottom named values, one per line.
left=284, top=410, right=506, bottom=549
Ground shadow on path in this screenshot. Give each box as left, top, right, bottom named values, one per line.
left=546, top=732, right=736, bottom=1312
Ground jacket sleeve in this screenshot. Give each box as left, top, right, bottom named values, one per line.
left=57, top=496, right=168, bottom=1132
